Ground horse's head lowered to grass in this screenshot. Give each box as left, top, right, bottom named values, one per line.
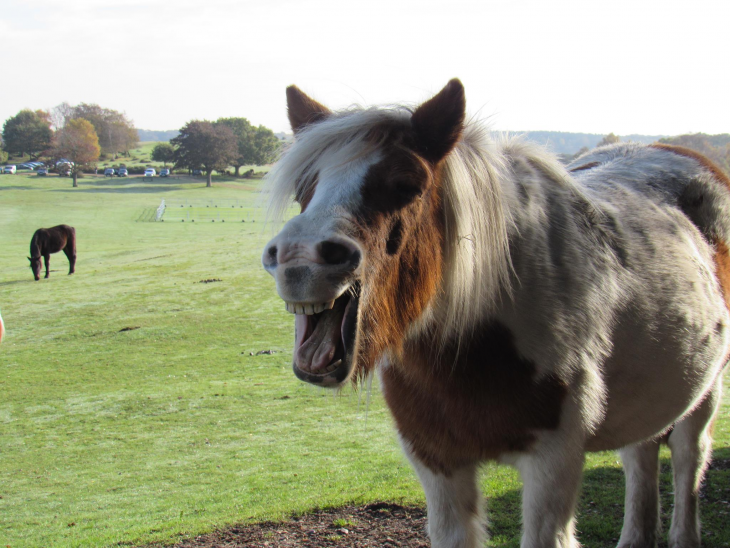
left=263, top=80, right=471, bottom=387
left=28, top=256, right=42, bottom=281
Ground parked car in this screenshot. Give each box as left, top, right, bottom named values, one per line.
left=37, top=168, right=48, bottom=176
left=117, top=168, right=128, bottom=177
left=3, top=165, right=16, bottom=174
left=104, top=168, right=115, bottom=177
left=159, top=168, right=171, bottom=177
left=17, top=163, right=32, bottom=170
left=144, top=168, right=156, bottom=177
left=192, top=169, right=203, bottom=176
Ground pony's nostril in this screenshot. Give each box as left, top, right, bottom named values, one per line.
left=267, top=245, right=278, bottom=266
left=319, top=240, right=359, bottom=267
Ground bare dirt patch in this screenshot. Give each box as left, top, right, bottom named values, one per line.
left=165, top=503, right=429, bottom=547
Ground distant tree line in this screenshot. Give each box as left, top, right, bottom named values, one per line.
left=1, top=106, right=282, bottom=188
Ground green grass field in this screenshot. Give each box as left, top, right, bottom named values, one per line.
left=0, top=173, right=728, bottom=547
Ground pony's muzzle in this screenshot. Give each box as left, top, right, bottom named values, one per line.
left=262, top=234, right=361, bottom=307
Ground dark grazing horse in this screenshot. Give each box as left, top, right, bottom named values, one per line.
left=262, top=80, right=729, bottom=548
left=29, top=225, right=76, bottom=281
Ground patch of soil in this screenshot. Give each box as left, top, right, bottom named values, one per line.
left=119, top=326, right=141, bottom=332
left=198, top=279, right=222, bottom=284
left=167, top=503, right=429, bottom=547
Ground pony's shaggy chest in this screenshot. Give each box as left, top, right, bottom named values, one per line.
left=380, top=321, right=567, bottom=474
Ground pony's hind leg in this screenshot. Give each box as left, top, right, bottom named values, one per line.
left=63, top=245, right=76, bottom=274
left=666, top=377, right=723, bottom=548
left=617, top=439, right=661, bottom=548
left=402, top=441, right=484, bottom=548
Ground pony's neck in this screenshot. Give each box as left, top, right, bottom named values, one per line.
left=30, top=236, right=41, bottom=259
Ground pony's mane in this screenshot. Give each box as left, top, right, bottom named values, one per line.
left=434, top=124, right=514, bottom=338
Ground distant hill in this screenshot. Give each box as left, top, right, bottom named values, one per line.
left=514, top=131, right=667, bottom=155
left=137, top=129, right=179, bottom=142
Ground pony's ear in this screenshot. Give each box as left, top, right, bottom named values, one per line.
left=286, top=85, right=331, bottom=134
left=411, top=79, right=466, bottom=164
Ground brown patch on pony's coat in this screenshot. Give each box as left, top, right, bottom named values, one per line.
left=650, top=143, right=730, bottom=191
left=713, top=239, right=730, bottom=315
left=569, top=161, right=601, bottom=173
left=381, top=321, right=568, bottom=474
left=355, top=162, right=444, bottom=378
left=286, top=86, right=331, bottom=134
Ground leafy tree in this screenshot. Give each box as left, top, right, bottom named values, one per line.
left=0, top=149, right=7, bottom=164
left=52, top=119, right=101, bottom=188
left=596, top=133, right=620, bottom=148
left=72, top=103, right=138, bottom=158
left=2, top=109, right=53, bottom=159
left=251, top=125, right=281, bottom=165
left=151, top=142, right=175, bottom=167
left=215, top=117, right=254, bottom=176
left=216, top=118, right=281, bottom=176
left=171, top=120, right=237, bottom=187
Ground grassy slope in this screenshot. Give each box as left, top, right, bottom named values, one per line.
left=0, top=173, right=727, bottom=547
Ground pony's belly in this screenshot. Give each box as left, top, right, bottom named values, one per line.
left=585, top=312, right=728, bottom=452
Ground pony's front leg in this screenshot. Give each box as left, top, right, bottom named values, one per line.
left=402, top=440, right=484, bottom=548
left=666, top=377, right=722, bottom=548
left=617, top=439, right=661, bottom=548
left=43, top=255, right=50, bottom=278
left=514, top=439, right=585, bottom=548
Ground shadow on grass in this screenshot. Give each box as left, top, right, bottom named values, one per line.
left=0, top=279, right=33, bottom=287
left=0, top=185, right=37, bottom=191
left=486, top=448, right=730, bottom=548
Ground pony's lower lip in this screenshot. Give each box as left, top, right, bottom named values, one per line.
left=293, top=358, right=350, bottom=386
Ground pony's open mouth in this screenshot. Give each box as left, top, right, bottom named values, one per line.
left=287, top=284, right=360, bottom=387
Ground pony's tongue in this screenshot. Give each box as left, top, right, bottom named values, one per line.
left=294, top=303, right=346, bottom=374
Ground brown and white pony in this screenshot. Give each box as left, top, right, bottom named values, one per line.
left=28, top=225, right=76, bottom=281
left=262, top=79, right=729, bottom=548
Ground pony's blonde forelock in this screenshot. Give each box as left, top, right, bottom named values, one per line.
left=263, top=107, right=412, bottom=226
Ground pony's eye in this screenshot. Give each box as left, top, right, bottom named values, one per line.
left=392, top=182, right=422, bottom=205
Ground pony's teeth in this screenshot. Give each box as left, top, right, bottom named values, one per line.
left=285, top=301, right=335, bottom=315
left=325, top=359, right=342, bottom=373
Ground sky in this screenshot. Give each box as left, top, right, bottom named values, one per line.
left=1, top=0, right=729, bottom=137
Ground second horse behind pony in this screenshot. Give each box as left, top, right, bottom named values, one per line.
left=29, top=225, right=76, bottom=281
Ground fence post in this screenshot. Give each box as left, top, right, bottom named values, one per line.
left=155, top=199, right=166, bottom=221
